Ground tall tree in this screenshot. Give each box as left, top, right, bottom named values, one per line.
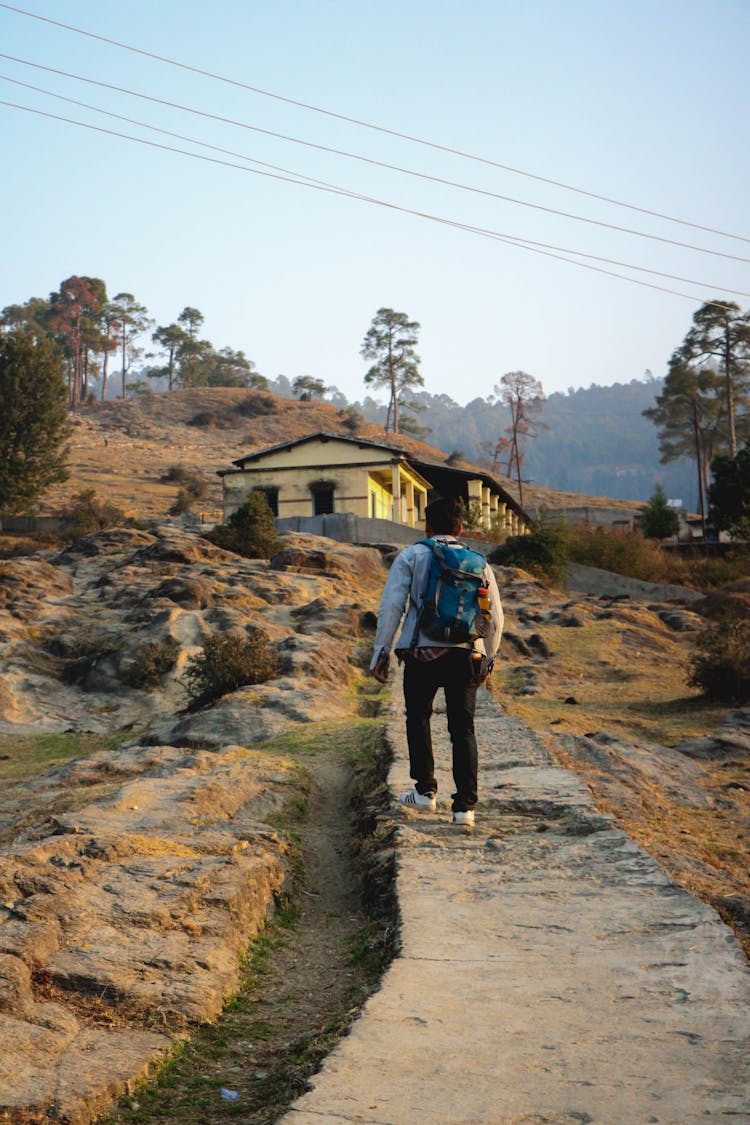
left=0, top=330, right=70, bottom=513
left=206, top=347, right=262, bottom=387
left=679, top=300, right=750, bottom=457
left=47, top=276, right=106, bottom=406
left=151, top=321, right=188, bottom=390
left=361, top=307, right=422, bottom=433
left=292, top=375, right=329, bottom=399
left=496, top=370, right=546, bottom=508
left=642, top=353, right=728, bottom=535
left=709, top=438, right=750, bottom=535
left=97, top=300, right=122, bottom=400
left=177, top=306, right=204, bottom=339
left=0, top=297, right=50, bottom=337
left=109, top=292, right=152, bottom=398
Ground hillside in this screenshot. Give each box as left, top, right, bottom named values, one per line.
left=38, top=388, right=645, bottom=522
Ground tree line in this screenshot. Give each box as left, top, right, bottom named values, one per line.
left=2, top=280, right=749, bottom=533
left=0, top=276, right=266, bottom=405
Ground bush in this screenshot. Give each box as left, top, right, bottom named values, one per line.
left=233, top=395, right=277, bottom=418
left=187, top=411, right=220, bottom=428
left=161, top=465, right=207, bottom=498
left=169, top=489, right=195, bottom=516
left=181, top=630, right=279, bottom=704
left=338, top=406, right=364, bottom=432
left=123, top=638, right=180, bottom=689
left=689, top=619, right=750, bottom=704
left=59, top=489, right=127, bottom=540
left=640, top=485, right=680, bottom=540
left=564, top=524, right=673, bottom=584
left=205, top=493, right=282, bottom=558
left=489, top=525, right=569, bottom=584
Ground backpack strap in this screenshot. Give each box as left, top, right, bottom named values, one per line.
left=409, top=538, right=439, bottom=650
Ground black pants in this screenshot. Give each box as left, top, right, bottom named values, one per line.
left=402, top=649, right=479, bottom=812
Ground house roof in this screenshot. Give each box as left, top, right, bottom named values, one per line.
left=230, top=430, right=409, bottom=467
left=225, top=430, right=528, bottom=520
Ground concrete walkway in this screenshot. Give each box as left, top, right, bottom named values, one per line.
left=281, top=683, right=750, bottom=1125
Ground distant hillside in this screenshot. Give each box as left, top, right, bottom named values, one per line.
left=340, top=376, right=699, bottom=511
left=40, top=389, right=644, bottom=521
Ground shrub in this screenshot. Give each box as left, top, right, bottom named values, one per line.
left=233, top=394, right=277, bottom=418
left=59, top=489, right=127, bottom=540
left=489, top=525, right=568, bottom=585
left=563, top=524, right=673, bottom=584
left=169, top=488, right=196, bottom=516
left=205, top=493, right=282, bottom=558
left=459, top=499, right=485, bottom=535
left=187, top=411, right=220, bottom=427
left=339, top=406, right=364, bottom=433
left=689, top=619, right=750, bottom=704
left=181, top=630, right=279, bottom=704
left=641, top=485, right=680, bottom=540
left=123, top=638, right=180, bottom=689
left=161, top=465, right=207, bottom=498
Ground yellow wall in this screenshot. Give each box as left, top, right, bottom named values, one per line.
left=222, top=437, right=523, bottom=530
left=223, top=439, right=430, bottom=527
left=235, top=437, right=394, bottom=471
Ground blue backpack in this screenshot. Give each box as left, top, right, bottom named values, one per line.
left=414, top=539, right=490, bottom=645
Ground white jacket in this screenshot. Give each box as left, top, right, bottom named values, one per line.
left=370, top=536, right=504, bottom=670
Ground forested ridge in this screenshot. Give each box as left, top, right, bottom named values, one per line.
left=345, top=376, right=697, bottom=509
left=0, top=276, right=716, bottom=510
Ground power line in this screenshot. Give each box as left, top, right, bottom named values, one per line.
left=1, top=0, right=749, bottom=249
left=4, top=72, right=749, bottom=299
left=3, top=52, right=750, bottom=269
left=0, top=96, right=740, bottom=313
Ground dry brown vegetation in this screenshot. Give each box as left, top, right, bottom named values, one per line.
left=495, top=577, right=749, bottom=956
left=28, top=388, right=645, bottom=522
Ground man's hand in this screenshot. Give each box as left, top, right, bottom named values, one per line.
left=371, top=651, right=390, bottom=684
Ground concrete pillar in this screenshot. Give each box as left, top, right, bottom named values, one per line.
left=489, top=493, right=499, bottom=529
left=391, top=462, right=401, bottom=523
left=405, top=478, right=415, bottom=527
left=481, top=485, right=491, bottom=530
left=467, top=479, right=483, bottom=505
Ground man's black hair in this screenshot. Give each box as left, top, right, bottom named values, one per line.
left=425, top=496, right=463, bottom=535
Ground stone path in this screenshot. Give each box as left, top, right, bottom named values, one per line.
left=281, top=680, right=750, bottom=1125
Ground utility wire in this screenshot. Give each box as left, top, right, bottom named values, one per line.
left=3, top=51, right=750, bottom=268
left=0, top=96, right=739, bottom=314
left=4, top=72, right=748, bottom=299
left=1, top=1, right=748, bottom=248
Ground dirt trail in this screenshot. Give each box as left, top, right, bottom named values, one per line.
left=103, top=747, right=377, bottom=1125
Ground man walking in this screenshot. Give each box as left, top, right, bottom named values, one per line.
left=370, top=497, right=503, bottom=826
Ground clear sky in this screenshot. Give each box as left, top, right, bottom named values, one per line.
left=1, top=0, right=748, bottom=406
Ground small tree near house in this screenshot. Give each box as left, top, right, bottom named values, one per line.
left=640, top=485, right=680, bottom=539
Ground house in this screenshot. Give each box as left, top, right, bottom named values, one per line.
left=219, top=431, right=528, bottom=534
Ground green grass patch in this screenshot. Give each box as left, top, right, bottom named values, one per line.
left=250, top=717, right=386, bottom=766
left=0, top=730, right=129, bottom=784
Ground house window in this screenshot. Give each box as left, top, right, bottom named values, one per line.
left=253, top=487, right=279, bottom=516
left=370, top=491, right=377, bottom=517
left=311, top=486, right=335, bottom=515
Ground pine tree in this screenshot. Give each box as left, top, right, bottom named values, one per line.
left=640, top=484, right=680, bottom=539
left=361, top=308, right=422, bottom=433
left=0, top=330, right=70, bottom=513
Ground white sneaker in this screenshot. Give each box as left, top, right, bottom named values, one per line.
left=452, top=810, right=475, bottom=827
left=399, top=787, right=436, bottom=812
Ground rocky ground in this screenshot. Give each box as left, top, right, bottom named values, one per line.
left=0, top=528, right=387, bottom=1123
left=0, top=527, right=747, bottom=1122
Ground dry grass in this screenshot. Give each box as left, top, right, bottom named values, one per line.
left=28, top=388, right=645, bottom=521
left=499, top=614, right=727, bottom=746
left=497, top=592, right=749, bottom=957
